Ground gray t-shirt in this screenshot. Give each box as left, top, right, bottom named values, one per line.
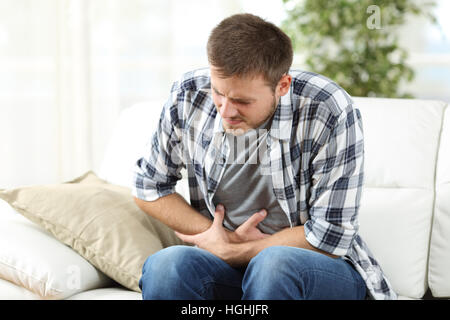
left=212, top=116, right=290, bottom=235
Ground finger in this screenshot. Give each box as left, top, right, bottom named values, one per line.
left=241, top=209, right=267, bottom=229
left=261, top=232, right=271, bottom=239
left=174, top=231, right=197, bottom=244
left=213, top=204, right=225, bottom=227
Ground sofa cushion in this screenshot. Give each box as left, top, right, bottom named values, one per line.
left=429, top=103, right=450, bottom=298
left=354, top=97, right=447, bottom=299
left=0, top=199, right=113, bottom=299
left=358, top=187, right=432, bottom=298
left=354, top=97, right=444, bottom=189
left=0, top=171, right=184, bottom=293
left=98, top=100, right=164, bottom=189
left=98, top=100, right=190, bottom=202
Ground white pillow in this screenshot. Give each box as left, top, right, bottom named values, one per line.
left=0, top=199, right=114, bottom=299
left=0, top=278, right=41, bottom=300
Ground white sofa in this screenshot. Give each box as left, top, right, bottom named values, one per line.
left=0, top=97, right=449, bottom=300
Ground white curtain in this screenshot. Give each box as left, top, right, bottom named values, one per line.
left=0, top=0, right=248, bottom=188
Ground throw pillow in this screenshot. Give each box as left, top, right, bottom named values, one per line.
left=0, top=171, right=184, bottom=293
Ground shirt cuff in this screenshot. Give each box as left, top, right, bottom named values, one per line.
left=303, top=219, right=354, bottom=257
left=131, top=186, right=176, bottom=202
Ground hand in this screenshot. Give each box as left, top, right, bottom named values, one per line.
left=174, top=204, right=271, bottom=266
left=174, top=204, right=235, bottom=264
left=230, top=209, right=270, bottom=243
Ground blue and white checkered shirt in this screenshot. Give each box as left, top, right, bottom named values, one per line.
left=132, top=67, right=397, bottom=300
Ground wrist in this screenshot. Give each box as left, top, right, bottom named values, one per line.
left=227, top=238, right=268, bottom=267
left=223, top=241, right=251, bottom=267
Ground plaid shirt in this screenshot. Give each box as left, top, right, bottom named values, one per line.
left=132, top=67, right=397, bottom=300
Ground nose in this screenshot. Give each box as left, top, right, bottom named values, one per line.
left=219, top=98, right=239, bottom=119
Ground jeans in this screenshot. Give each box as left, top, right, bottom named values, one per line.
left=139, top=245, right=367, bottom=300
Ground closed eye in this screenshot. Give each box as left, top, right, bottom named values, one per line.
left=234, top=100, right=250, bottom=105
left=212, top=86, right=252, bottom=105
left=212, top=87, right=223, bottom=96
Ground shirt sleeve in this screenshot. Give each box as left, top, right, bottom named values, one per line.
left=303, top=104, right=365, bottom=256
left=131, top=90, right=185, bottom=202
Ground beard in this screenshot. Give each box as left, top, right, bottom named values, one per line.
left=252, top=95, right=278, bottom=129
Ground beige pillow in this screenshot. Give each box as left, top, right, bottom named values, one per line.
left=0, top=171, right=184, bottom=292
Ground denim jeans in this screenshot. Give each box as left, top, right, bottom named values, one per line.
left=139, top=245, right=367, bottom=300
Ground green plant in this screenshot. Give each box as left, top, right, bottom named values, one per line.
left=281, top=0, right=437, bottom=98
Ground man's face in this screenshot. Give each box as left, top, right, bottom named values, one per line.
left=210, top=66, right=280, bottom=134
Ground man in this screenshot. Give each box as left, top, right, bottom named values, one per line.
left=132, top=13, right=397, bottom=300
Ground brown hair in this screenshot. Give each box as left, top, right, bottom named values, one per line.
left=207, top=13, right=293, bottom=92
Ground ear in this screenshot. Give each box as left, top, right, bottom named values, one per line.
left=275, top=74, right=292, bottom=97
